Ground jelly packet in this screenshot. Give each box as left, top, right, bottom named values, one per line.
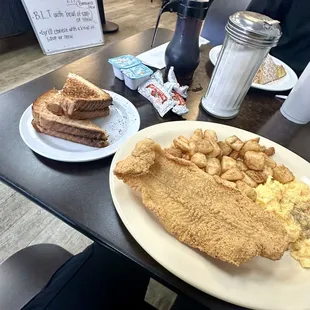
left=171, top=91, right=189, bottom=115
left=138, top=68, right=189, bottom=117
left=138, top=78, right=175, bottom=117
left=165, top=66, right=189, bottom=98
left=152, top=70, right=164, bottom=84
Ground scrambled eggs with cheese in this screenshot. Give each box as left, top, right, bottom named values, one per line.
left=256, top=177, right=310, bottom=268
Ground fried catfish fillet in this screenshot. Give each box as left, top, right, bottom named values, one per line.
left=114, top=139, right=289, bottom=266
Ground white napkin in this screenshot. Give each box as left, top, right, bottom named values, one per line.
left=137, top=36, right=209, bottom=69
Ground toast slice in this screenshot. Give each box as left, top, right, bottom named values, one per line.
left=32, top=89, right=108, bottom=148
left=253, top=54, right=286, bottom=85
left=61, top=73, right=112, bottom=115
left=47, top=100, right=110, bottom=120
left=32, top=121, right=108, bottom=148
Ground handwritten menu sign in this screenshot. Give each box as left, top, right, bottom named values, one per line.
left=21, top=0, right=104, bottom=55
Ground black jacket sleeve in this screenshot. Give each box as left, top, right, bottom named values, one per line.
left=247, top=0, right=292, bottom=21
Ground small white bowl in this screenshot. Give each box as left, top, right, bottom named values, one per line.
left=122, top=64, right=153, bottom=91
left=112, top=67, right=124, bottom=80
left=124, top=75, right=151, bottom=90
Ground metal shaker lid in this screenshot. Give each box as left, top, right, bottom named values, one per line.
left=178, top=0, right=212, bottom=20
left=226, top=11, right=282, bottom=48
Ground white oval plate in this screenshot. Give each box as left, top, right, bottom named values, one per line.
left=209, top=45, right=298, bottom=92
left=19, top=90, right=140, bottom=162
left=110, top=121, right=310, bottom=310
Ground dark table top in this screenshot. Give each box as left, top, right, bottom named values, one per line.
left=1, top=28, right=310, bottom=310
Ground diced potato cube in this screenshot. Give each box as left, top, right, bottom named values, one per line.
left=164, top=147, right=183, bottom=158
left=178, top=136, right=189, bottom=143
left=217, top=149, right=223, bottom=159
left=229, top=150, right=239, bottom=160
left=244, top=151, right=265, bottom=170
left=204, top=129, right=218, bottom=142
left=203, top=130, right=221, bottom=158
left=188, top=141, right=197, bottom=157
left=239, top=140, right=261, bottom=157
left=207, top=144, right=221, bottom=158
left=221, top=156, right=237, bottom=172
left=250, top=137, right=260, bottom=143
left=218, top=141, right=232, bottom=157
left=245, top=170, right=265, bottom=184
left=236, top=160, right=248, bottom=171
left=221, top=168, right=243, bottom=181
left=236, top=180, right=257, bottom=201
left=263, top=165, right=273, bottom=178
left=273, top=165, right=295, bottom=184
left=263, top=153, right=276, bottom=168
left=173, top=136, right=190, bottom=152
left=225, top=135, right=238, bottom=145
left=204, top=141, right=220, bottom=158
left=242, top=172, right=258, bottom=188
left=190, top=153, right=207, bottom=168
left=190, top=129, right=203, bottom=142
left=265, top=147, right=275, bottom=157
left=195, top=139, right=214, bottom=154
left=225, top=135, right=244, bottom=151
left=231, top=140, right=244, bottom=151
left=206, top=158, right=221, bottom=176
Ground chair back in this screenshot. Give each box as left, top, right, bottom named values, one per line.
left=201, top=0, right=252, bottom=46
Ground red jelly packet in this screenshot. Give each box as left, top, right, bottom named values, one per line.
left=138, top=79, right=175, bottom=117
left=166, top=66, right=189, bottom=98
left=138, top=68, right=189, bottom=117
left=146, top=84, right=168, bottom=103
left=171, top=91, right=189, bottom=115
left=172, top=91, right=186, bottom=105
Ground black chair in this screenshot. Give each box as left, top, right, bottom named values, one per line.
left=0, top=0, right=32, bottom=39
left=201, top=0, right=252, bottom=46
left=0, top=244, right=72, bottom=310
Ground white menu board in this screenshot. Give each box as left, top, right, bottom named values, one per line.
left=21, top=0, right=104, bottom=55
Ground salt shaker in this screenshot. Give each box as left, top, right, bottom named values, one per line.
left=280, top=62, right=310, bottom=124
left=202, top=12, right=282, bottom=119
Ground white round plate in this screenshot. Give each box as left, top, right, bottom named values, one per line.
left=19, top=90, right=140, bottom=162
left=110, top=121, right=310, bottom=310
left=209, top=45, right=298, bottom=92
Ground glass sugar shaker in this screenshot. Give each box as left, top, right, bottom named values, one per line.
left=201, top=11, right=282, bottom=119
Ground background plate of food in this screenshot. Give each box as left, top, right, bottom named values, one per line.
left=209, top=45, right=298, bottom=92
left=110, top=121, right=310, bottom=310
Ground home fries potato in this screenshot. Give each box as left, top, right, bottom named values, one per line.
left=165, top=128, right=294, bottom=202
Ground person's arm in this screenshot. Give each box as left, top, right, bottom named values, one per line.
left=247, top=0, right=292, bottom=21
